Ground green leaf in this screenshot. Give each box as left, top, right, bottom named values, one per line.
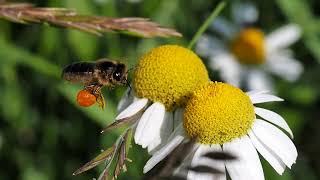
left=23, top=166, right=49, bottom=180
left=38, top=27, right=60, bottom=57
left=65, top=0, right=98, bottom=59
left=289, top=85, right=318, bottom=105
left=262, top=158, right=293, bottom=180
left=73, top=145, right=116, bottom=175
left=124, top=129, right=133, bottom=158
left=67, top=31, right=98, bottom=60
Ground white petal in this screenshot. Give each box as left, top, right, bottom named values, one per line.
left=252, top=119, right=298, bottom=168
left=224, top=136, right=265, bottom=180
left=117, top=88, right=134, bottom=112
left=115, top=98, right=148, bottom=120
left=266, top=53, right=303, bottom=82
left=266, top=24, right=301, bottom=53
left=196, top=34, right=225, bottom=57
left=249, top=93, right=283, bottom=104
left=246, top=70, right=274, bottom=92
left=248, top=130, right=286, bottom=175
left=174, top=144, right=200, bottom=178
left=143, top=124, right=185, bottom=173
left=209, top=53, right=242, bottom=87
left=246, top=90, right=269, bottom=96
left=255, top=107, right=293, bottom=138
left=173, top=108, right=184, bottom=129
left=232, top=1, right=258, bottom=24
left=134, top=102, right=165, bottom=148
left=210, top=17, right=238, bottom=39
left=148, top=112, right=174, bottom=153
left=187, top=145, right=226, bottom=180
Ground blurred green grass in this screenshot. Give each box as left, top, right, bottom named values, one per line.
left=0, top=0, right=319, bottom=179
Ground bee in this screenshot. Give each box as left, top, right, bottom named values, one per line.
left=62, top=59, right=129, bottom=109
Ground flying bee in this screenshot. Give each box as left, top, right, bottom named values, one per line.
left=62, top=59, right=129, bottom=109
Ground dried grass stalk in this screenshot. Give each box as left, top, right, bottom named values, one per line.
left=0, top=2, right=182, bottom=38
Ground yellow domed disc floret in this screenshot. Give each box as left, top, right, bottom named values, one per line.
left=231, top=28, right=266, bottom=64
left=134, top=45, right=209, bottom=111
left=183, top=82, right=255, bottom=144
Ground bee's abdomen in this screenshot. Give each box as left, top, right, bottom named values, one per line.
left=62, top=62, right=95, bottom=84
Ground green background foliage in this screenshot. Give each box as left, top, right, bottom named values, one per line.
left=0, top=0, right=319, bottom=179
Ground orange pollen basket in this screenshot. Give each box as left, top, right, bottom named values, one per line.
left=76, top=89, right=97, bottom=107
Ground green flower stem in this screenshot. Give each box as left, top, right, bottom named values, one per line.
left=187, top=1, right=227, bottom=49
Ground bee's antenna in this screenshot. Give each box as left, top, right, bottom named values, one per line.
left=127, top=80, right=132, bottom=89
left=127, top=65, right=139, bottom=73
left=126, top=79, right=132, bottom=96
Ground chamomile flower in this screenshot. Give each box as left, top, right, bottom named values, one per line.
left=144, top=82, right=297, bottom=180
left=115, top=45, right=209, bottom=153
left=196, top=2, right=303, bottom=91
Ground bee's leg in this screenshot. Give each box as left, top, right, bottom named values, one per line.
left=83, top=84, right=105, bottom=109
left=92, top=85, right=105, bottom=109
left=96, top=94, right=105, bottom=109
left=90, top=85, right=102, bottom=98
left=93, top=84, right=103, bottom=94
left=84, top=84, right=96, bottom=92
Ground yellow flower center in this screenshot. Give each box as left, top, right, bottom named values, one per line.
left=231, top=28, right=266, bottom=64
left=183, top=82, right=255, bottom=144
left=134, top=45, right=209, bottom=111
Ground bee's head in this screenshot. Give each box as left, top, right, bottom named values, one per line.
left=112, top=63, right=128, bottom=85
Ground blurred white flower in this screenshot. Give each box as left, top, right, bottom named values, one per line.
left=196, top=2, right=303, bottom=91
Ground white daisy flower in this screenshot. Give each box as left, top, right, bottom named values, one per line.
left=106, top=44, right=209, bottom=153
left=196, top=2, right=303, bottom=91
left=144, top=81, right=297, bottom=180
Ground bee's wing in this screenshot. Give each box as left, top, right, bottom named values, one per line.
left=62, top=62, right=95, bottom=85
left=95, top=58, right=115, bottom=62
